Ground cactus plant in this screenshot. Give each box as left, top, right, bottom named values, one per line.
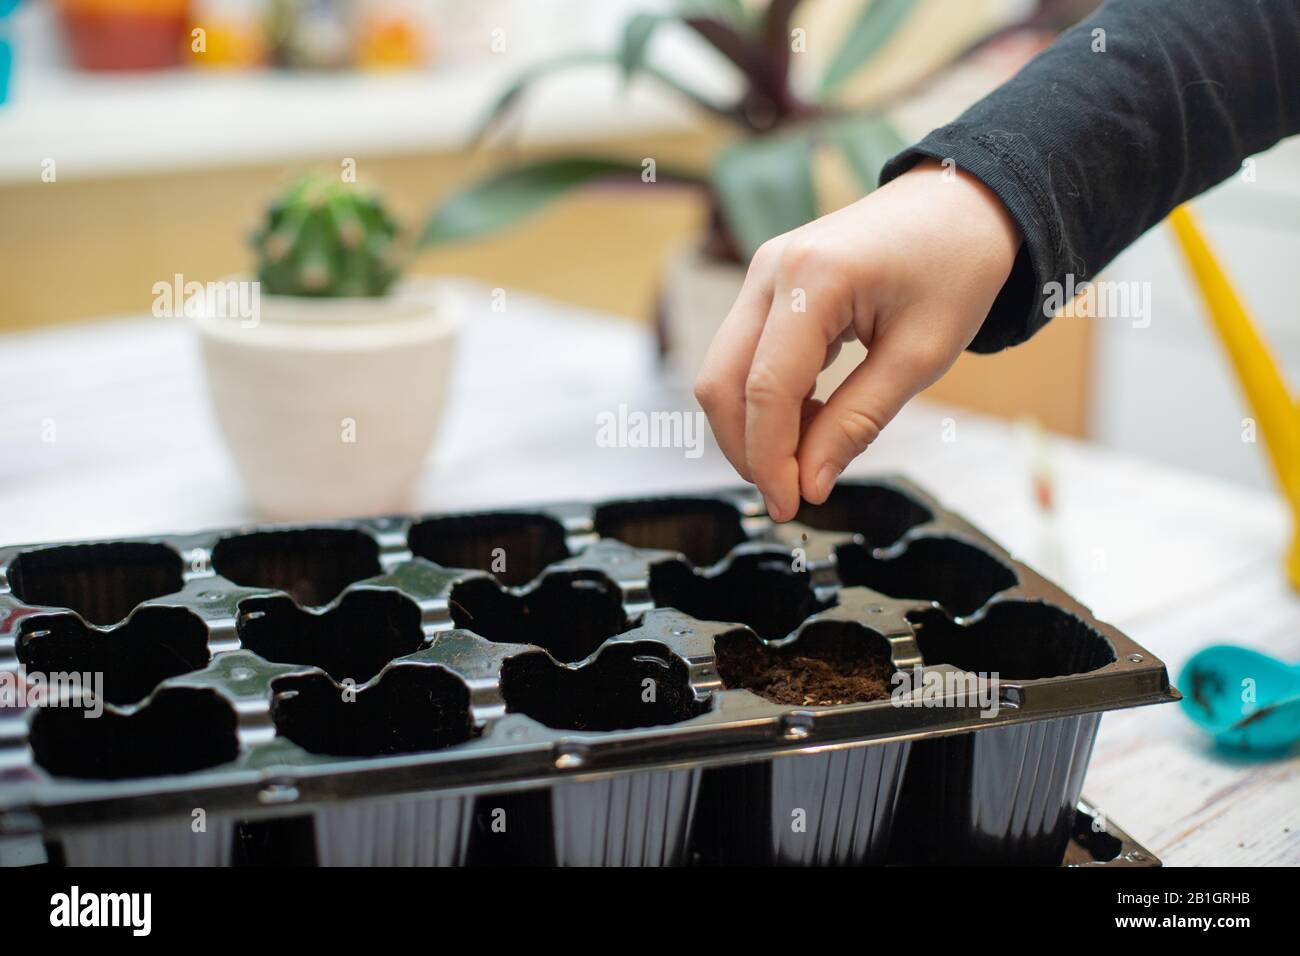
left=252, top=173, right=402, bottom=298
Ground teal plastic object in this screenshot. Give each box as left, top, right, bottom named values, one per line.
left=0, top=40, right=10, bottom=107
left=1180, top=645, right=1300, bottom=752
left=0, top=0, right=15, bottom=108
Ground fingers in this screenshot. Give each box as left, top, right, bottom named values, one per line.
left=800, top=396, right=824, bottom=429
left=796, top=320, right=949, bottom=504
left=697, top=236, right=854, bottom=521
left=744, top=267, right=847, bottom=521
left=698, top=159, right=1021, bottom=513
left=694, top=245, right=779, bottom=481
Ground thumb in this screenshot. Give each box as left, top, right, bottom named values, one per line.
left=796, top=334, right=947, bottom=504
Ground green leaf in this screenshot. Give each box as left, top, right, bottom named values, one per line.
left=620, top=13, right=672, bottom=80
left=818, top=0, right=918, bottom=98
left=473, top=51, right=611, bottom=144
left=712, top=132, right=816, bottom=258
left=680, top=0, right=752, bottom=28
left=621, top=6, right=761, bottom=82
left=419, top=158, right=690, bottom=248
left=475, top=47, right=743, bottom=142
left=827, top=114, right=907, bottom=192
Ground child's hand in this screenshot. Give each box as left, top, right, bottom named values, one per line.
left=694, top=159, right=1022, bottom=521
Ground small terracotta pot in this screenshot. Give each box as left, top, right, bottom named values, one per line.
left=57, top=0, right=190, bottom=71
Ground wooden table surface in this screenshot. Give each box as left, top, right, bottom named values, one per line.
left=2, top=284, right=1296, bottom=865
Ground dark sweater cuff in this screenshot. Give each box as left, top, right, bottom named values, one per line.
left=879, top=129, right=1052, bottom=354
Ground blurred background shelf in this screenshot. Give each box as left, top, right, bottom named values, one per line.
left=0, top=0, right=727, bottom=181
left=0, top=66, right=711, bottom=182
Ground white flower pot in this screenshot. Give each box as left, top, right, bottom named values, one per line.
left=191, top=280, right=462, bottom=520
left=662, top=246, right=864, bottom=399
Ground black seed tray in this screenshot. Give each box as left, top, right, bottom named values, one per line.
left=1063, top=798, right=1160, bottom=868
left=0, top=477, right=1178, bottom=867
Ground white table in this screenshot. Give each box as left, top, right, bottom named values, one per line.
left=2, top=285, right=1297, bottom=865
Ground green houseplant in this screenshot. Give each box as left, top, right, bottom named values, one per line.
left=420, top=0, right=922, bottom=261
left=417, top=0, right=1097, bottom=379
left=193, top=173, right=462, bottom=519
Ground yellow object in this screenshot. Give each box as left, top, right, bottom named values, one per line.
left=1168, top=205, right=1300, bottom=590
left=188, top=20, right=267, bottom=68
left=355, top=16, right=427, bottom=69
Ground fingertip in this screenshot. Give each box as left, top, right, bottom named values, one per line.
left=800, top=461, right=841, bottom=505
left=815, top=463, right=842, bottom=502
left=761, top=485, right=798, bottom=523
left=750, top=456, right=802, bottom=523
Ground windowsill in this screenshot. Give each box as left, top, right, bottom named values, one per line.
left=0, top=62, right=726, bottom=183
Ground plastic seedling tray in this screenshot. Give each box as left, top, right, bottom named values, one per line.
left=0, top=477, right=1178, bottom=866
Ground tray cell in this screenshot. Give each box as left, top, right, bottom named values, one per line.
left=500, top=640, right=708, bottom=731
left=17, top=605, right=210, bottom=706
left=30, top=687, right=239, bottom=780
left=212, top=528, right=381, bottom=607
left=792, top=483, right=932, bottom=548
left=7, top=542, right=184, bottom=626
left=593, top=497, right=747, bottom=566
left=648, top=551, right=826, bottom=640
left=715, top=621, right=898, bottom=706
left=237, top=588, right=424, bottom=683
left=409, top=512, right=570, bottom=587
left=271, top=665, right=474, bottom=758
left=449, top=571, right=629, bottom=663
left=837, top=536, right=1017, bottom=616
left=911, top=601, right=1116, bottom=679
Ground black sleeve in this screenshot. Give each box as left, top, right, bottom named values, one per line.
left=879, top=0, right=1300, bottom=353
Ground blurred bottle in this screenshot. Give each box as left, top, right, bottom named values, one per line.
left=267, top=0, right=351, bottom=69
left=355, top=0, right=431, bottom=70
left=189, top=0, right=268, bottom=68
left=430, top=0, right=511, bottom=67
left=56, top=0, right=191, bottom=71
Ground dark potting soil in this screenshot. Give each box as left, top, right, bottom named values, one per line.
left=715, top=635, right=895, bottom=707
